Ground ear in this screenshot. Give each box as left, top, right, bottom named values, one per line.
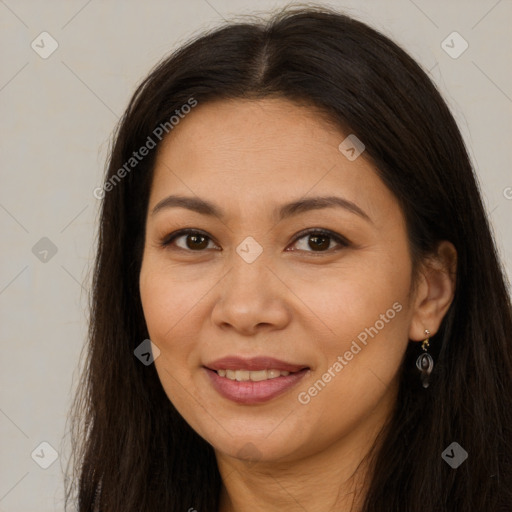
left=408, top=240, right=457, bottom=342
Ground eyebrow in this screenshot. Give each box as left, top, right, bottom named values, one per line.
left=151, top=194, right=372, bottom=224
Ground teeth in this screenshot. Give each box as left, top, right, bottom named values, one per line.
left=216, top=369, right=291, bottom=381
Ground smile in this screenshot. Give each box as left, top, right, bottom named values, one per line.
left=216, top=369, right=291, bottom=381
left=204, top=367, right=310, bottom=404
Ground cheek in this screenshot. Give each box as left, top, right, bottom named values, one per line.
left=285, top=250, right=411, bottom=342
left=295, top=295, right=411, bottom=450
left=290, top=249, right=413, bottom=407
left=139, top=263, right=199, bottom=401
left=140, top=262, right=205, bottom=417
left=139, top=257, right=206, bottom=342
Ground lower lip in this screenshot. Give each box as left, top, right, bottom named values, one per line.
left=204, top=367, right=310, bottom=404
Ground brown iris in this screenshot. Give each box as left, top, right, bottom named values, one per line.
left=307, top=234, right=330, bottom=251
left=186, top=233, right=209, bottom=250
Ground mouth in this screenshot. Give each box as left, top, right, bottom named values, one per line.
left=204, top=355, right=309, bottom=373
left=203, top=365, right=310, bottom=404
left=205, top=367, right=308, bottom=382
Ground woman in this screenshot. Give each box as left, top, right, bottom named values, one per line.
left=66, top=6, right=512, bottom=511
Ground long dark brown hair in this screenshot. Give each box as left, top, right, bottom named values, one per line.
left=65, top=5, right=512, bottom=511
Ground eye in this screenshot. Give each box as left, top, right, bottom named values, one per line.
left=160, top=229, right=219, bottom=252
left=159, top=228, right=350, bottom=254
left=288, top=228, right=350, bottom=254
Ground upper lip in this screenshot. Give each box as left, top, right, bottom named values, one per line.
left=204, top=356, right=309, bottom=373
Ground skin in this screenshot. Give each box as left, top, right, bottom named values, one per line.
left=139, top=98, right=457, bottom=512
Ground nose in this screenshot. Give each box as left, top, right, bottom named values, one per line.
left=210, top=254, right=292, bottom=336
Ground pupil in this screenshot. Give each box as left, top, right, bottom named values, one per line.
left=309, top=234, right=329, bottom=251
left=187, top=234, right=208, bottom=250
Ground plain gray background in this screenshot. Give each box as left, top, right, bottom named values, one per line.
left=0, top=0, right=511, bottom=510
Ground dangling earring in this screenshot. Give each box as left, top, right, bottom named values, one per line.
left=416, top=329, right=434, bottom=388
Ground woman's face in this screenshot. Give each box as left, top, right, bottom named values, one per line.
left=139, top=98, right=420, bottom=465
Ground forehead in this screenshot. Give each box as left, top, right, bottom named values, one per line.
left=159, top=97, right=342, bottom=158
left=149, top=98, right=395, bottom=226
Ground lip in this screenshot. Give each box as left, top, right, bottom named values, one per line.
left=204, top=366, right=310, bottom=404
left=204, top=356, right=309, bottom=373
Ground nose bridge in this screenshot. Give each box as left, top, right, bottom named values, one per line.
left=225, top=236, right=271, bottom=299
left=211, top=236, right=291, bottom=332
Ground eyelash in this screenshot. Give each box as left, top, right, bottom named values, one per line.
left=159, top=228, right=350, bottom=255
